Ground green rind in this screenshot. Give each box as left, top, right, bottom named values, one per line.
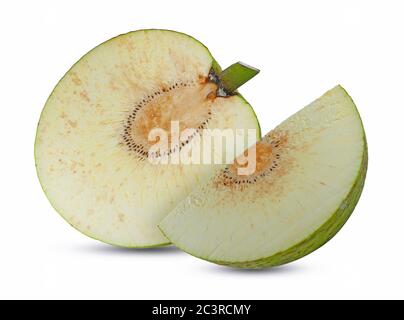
left=34, top=29, right=261, bottom=248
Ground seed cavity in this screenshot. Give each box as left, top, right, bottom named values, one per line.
left=215, top=132, right=288, bottom=189
left=121, top=79, right=215, bottom=160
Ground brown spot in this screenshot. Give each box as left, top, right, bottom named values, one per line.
left=70, top=72, right=82, bottom=86
left=320, top=181, right=326, bottom=185
left=198, top=75, right=207, bottom=84
left=67, top=120, right=77, bottom=128
left=206, top=91, right=217, bottom=100
left=118, top=213, right=125, bottom=222
left=80, top=90, right=90, bottom=102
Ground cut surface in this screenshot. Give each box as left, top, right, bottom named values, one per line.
left=35, top=30, right=260, bottom=247
left=160, top=85, right=367, bottom=267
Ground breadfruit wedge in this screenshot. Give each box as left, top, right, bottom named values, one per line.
left=35, top=30, right=261, bottom=247
left=159, top=85, right=367, bottom=267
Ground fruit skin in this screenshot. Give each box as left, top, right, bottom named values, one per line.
left=159, top=86, right=367, bottom=268
left=34, top=29, right=261, bottom=248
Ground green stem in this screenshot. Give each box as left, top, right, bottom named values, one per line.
left=218, top=62, right=260, bottom=94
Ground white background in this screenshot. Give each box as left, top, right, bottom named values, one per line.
left=0, top=0, right=403, bottom=299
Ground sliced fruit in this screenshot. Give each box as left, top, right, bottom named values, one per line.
left=160, top=85, right=367, bottom=268
left=35, top=29, right=261, bottom=247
